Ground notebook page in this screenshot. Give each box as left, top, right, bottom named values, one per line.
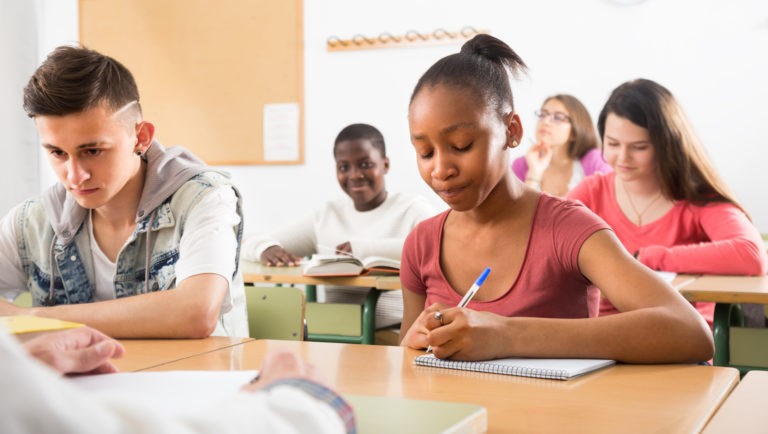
left=414, top=354, right=615, bottom=380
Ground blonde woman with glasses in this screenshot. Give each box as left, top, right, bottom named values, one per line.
left=512, top=94, right=611, bottom=196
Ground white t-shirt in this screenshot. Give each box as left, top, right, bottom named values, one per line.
left=0, top=185, right=247, bottom=337
left=243, top=192, right=437, bottom=328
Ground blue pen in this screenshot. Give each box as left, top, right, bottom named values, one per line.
left=456, top=267, right=491, bottom=308
left=427, top=267, right=491, bottom=353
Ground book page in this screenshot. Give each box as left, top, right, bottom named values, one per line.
left=361, top=256, right=400, bottom=270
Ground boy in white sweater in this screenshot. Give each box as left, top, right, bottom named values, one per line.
left=244, top=123, right=436, bottom=328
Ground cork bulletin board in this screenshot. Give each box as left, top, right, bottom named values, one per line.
left=79, top=0, right=304, bottom=165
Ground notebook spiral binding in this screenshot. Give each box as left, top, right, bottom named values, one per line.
left=415, top=356, right=570, bottom=380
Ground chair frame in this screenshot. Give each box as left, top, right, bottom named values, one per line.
left=304, top=285, right=381, bottom=344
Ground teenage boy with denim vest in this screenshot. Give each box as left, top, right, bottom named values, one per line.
left=0, top=46, right=248, bottom=338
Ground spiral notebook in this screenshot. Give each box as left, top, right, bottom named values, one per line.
left=414, top=354, right=615, bottom=380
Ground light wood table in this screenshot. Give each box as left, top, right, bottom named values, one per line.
left=672, top=273, right=701, bottom=290
left=145, top=339, right=739, bottom=433
left=114, top=337, right=252, bottom=372
left=703, top=370, right=768, bottom=434
left=679, top=275, right=768, bottom=368
left=241, top=261, right=401, bottom=344
left=241, top=261, right=401, bottom=290
left=680, top=275, right=768, bottom=305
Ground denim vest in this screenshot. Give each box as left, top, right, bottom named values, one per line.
left=15, top=171, right=247, bottom=336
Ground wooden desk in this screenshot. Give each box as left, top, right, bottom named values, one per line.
left=241, top=261, right=401, bottom=344
left=679, top=275, right=768, bottom=369
left=703, top=370, right=768, bottom=434
left=145, top=339, right=739, bottom=433
left=680, top=275, right=768, bottom=305
left=241, top=261, right=401, bottom=290
left=114, top=337, right=252, bottom=372
left=672, top=273, right=700, bottom=290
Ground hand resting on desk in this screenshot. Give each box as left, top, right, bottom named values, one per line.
left=22, top=326, right=125, bottom=375
left=260, top=245, right=302, bottom=267
left=242, top=351, right=325, bottom=392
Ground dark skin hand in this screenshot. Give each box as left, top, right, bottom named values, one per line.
left=260, top=242, right=354, bottom=267
left=335, top=242, right=352, bottom=255
left=260, top=245, right=302, bottom=267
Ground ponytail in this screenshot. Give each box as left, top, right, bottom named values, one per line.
left=410, top=34, right=527, bottom=116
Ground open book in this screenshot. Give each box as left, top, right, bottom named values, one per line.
left=414, top=354, right=615, bottom=381
left=302, top=254, right=400, bottom=276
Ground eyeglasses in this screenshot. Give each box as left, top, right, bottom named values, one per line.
left=535, top=110, right=571, bottom=124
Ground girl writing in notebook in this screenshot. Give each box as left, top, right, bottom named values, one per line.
left=512, top=94, right=611, bottom=196
left=399, top=34, right=714, bottom=363
left=567, top=79, right=768, bottom=325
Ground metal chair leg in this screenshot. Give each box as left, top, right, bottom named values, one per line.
left=712, top=303, right=746, bottom=366
left=360, top=288, right=382, bottom=345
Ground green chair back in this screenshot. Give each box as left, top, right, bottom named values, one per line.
left=306, top=302, right=361, bottom=336
left=245, top=285, right=305, bottom=340
left=729, top=326, right=768, bottom=369
left=304, top=286, right=382, bottom=344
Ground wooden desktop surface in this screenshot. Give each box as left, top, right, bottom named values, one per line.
left=671, top=273, right=700, bottom=290
left=241, top=260, right=401, bottom=290
left=142, top=339, right=738, bottom=433
left=679, top=274, right=768, bottom=304
left=113, top=337, right=252, bottom=372
left=703, top=370, right=768, bottom=434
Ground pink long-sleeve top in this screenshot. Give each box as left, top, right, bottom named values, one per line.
left=568, top=172, right=768, bottom=324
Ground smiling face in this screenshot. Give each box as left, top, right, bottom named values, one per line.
left=602, top=112, right=657, bottom=182
left=408, top=84, right=520, bottom=211
left=335, top=138, right=389, bottom=211
left=35, top=103, right=149, bottom=212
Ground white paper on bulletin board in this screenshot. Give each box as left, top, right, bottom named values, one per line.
left=263, top=103, right=300, bottom=162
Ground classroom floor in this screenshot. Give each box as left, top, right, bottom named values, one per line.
left=742, top=304, right=768, bottom=328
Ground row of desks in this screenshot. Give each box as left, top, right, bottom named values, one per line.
left=242, top=262, right=768, bottom=303
left=242, top=261, right=768, bottom=308
left=243, top=262, right=768, bottom=368
left=108, top=272, right=768, bottom=432
left=677, top=274, right=768, bottom=368
left=114, top=337, right=750, bottom=433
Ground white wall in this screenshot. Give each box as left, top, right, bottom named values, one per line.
left=0, top=0, right=40, bottom=214
left=22, top=0, right=768, bottom=234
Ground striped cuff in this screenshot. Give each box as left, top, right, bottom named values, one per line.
left=265, top=378, right=356, bottom=433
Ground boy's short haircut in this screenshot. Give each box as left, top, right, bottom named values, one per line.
left=23, top=45, right=141, bottom=118
left=333, top=123, right=386, bottom=158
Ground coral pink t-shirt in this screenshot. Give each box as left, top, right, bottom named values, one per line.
left=568, top=172, right=768, bottom=324
left=401, top=194, right=610, bottom=318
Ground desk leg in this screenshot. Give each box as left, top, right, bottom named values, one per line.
left=712, top=303, right=745, bottom=366
left=361, top=288, right=382, bottom=345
